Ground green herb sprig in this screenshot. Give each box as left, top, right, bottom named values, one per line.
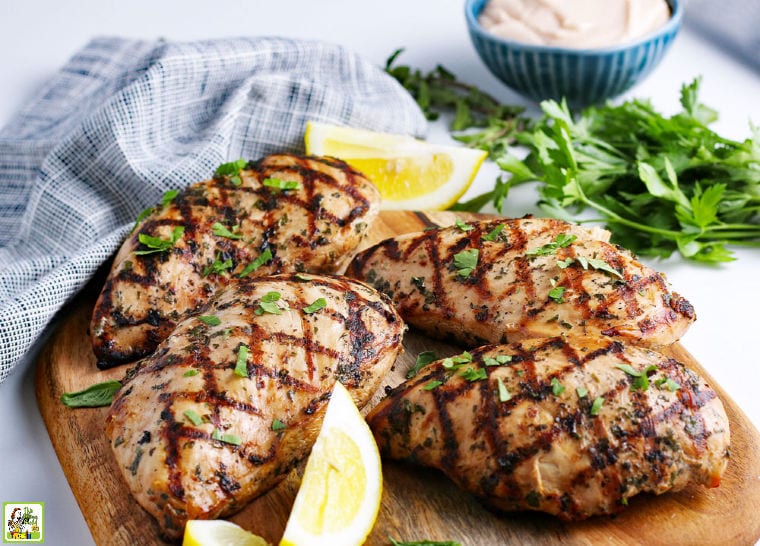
left=61, top=380, right=122, bottom=408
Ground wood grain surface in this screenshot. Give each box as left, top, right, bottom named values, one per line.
left=36, top=210, right=760, bottom=545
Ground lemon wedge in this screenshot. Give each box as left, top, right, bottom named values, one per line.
left=279, top=381, right=382, bottom=546
left=182, top=519, right=270, bottom=546
left=304, top=121, right=487, bottom=210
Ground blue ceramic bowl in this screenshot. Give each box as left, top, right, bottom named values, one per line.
left=465, top=0, right=682, bottom=108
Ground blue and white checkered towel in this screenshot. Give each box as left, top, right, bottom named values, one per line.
left=0, top=36, right=426, bottom=384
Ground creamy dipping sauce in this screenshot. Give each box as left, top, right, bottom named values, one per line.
left=478, top=0, right=671, bottom=49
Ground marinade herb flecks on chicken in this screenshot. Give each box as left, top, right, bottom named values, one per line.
left=346, top=218, right=694, bottom=348
left=367, top=336, right=730, bottom=520
left=105, top=274, right=404, bottom=540
left=91, top=154, right=380, bottom=369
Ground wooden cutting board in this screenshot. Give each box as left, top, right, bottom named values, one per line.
left=36, top=210, right=760, bottom=546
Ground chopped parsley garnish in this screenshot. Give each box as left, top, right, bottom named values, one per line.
left=239, top=248, right=273, bottom=278
left=183, top=409, right=203, bottom=426
left=557, top=256, right=623, bottom=279
left=203, top=253, right=233, bottom=277
left=655, top=377, right=681, bottom=392
left=460, top=367, right=487, bottom=382
left=234, top=345, right=249, bottom=377
left=161, top=189, right=179, bottom=207
left=60, top=380, right=121, bottom=408
left=303, top=297, right=327, bottom=314
left=576, top=386, right=588, bottom=398
left=255, top=291, right=286, bottom=315
left=548, top=284, right=566, bottom=303
left=131, top=189, right=179, bottom=233
left=198, top=315, right=221, bottom=326
left=441, top=351, right=473, bottom=370
left=135, top=226, right=184, bottom=255
left=211, top=222, right=243, bottom=240
left=211, top=429, right=242, bottom=446
left=526, top=233, right=577, bottom=257
left=483, top=354, right=512, bottom=366
left=263, top=177, right=302, bottom=191
left=407, top=351, right=438, bottom=379
left=551, top=377, right=566, bottom=396
left=455, top=218, right=474, bottom=231
left=590, top=396, right=605, bottom=416
left=453, top=248, right=478, bottom=278
left=482, top=223, right=506, bottom=241
left=271, top=419, right=286, bottom=431
left=423, top=380, right=443, bottom=391
left=215, top=158, right=247, bottom=186
left=294, top=272, right=311, bottom=281
left=183, top=369, right=199, bottom=377
left=497, top=377, right=511, bottom=402
left=616, top=364, right=658, bottom=391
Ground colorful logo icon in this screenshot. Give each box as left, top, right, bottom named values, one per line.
left=3, top=503, right=44, bottom=543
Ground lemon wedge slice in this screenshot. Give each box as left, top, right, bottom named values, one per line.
left=182, top=519, right=270, bottom=546
left=304, top=121, right=487, bottom=210
left=279, top=381, right=382, bottom=546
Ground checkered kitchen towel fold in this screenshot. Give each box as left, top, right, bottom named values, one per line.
left=0, top=36, right=427, bottom=384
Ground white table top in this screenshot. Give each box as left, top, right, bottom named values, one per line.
left=1, top=1, right=758, bottom=544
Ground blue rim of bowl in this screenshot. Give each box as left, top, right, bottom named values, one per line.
left=464, top=0, right=682, bottom=55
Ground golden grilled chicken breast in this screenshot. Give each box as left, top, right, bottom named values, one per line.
left=367, top=336, right=730, bottom=520
left=346, top=218, right=694, bottom=348
left=92, top=154, right=380, bottom=368
left=106, top=274, right=404, bottom=539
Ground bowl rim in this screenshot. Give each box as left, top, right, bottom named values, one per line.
left=464, top=0, right=683, bottom=55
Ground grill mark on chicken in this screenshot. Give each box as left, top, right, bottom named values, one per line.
left=92, top=154, right=380, bottom=368
left=368, top=336, right=729, bottom=520
left=106, top=274, right=403, bottom=538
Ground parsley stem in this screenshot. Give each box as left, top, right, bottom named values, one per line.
left=569, top=184, right=684, bottom=239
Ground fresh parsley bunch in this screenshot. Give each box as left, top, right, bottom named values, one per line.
left=386, top=52, right=760, bottom=263
left=492, top=79, right=760, bottom=263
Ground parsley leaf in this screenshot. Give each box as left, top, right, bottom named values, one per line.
left=254, top=291, right=286, bottom=315
left=211, top=429, right=242, bottom=446
left=455, top=218, right=474, bottom=231
left=234, top=344, right=249, bottom=377
left=453, top=248, right=478, bottom=278
left=303, top=298, right=327, bottom=314
left=239, top=248, right=273, bottom=278
left=497, top=377, right=511, bottom=402
left=271, top=419, right=286, bottom=431
left=60, top=380, right=121, bottom=408
left=215, top=159, right=247, bottom=186
left=548, top=285, right=566, bottom=303
left=211, top=222, right=243, bottom=240
left=460, top=367, right=487, bottom=382
left=203, top=253, right=233, bottom=277
left=482, top=223, right=505, bottom=242
left=551, top=377, right=566, bottom=396
left=590, top=396, right=605, bottom=416
left=135, top=226, right=184, bottom=255
left=407, top=351, right=438, bottom=379
left=526, top=233, right=577, bottom=257
left=198, top=315, right=221, bottom=326
left=184, top=409, right=204, bottom=426
left=263, top=177, right=302, bottom=191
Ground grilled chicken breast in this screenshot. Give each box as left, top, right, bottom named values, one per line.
left=105, top=274, right=403, bottom=539
left=368, top=336, right=730, bottom=520
left=346, top=218, right=694, bottom=348
left=92, top=154, right=380, bottom=368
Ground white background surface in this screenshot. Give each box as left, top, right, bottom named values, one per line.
left=0, top=1, right=758, bottom=545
